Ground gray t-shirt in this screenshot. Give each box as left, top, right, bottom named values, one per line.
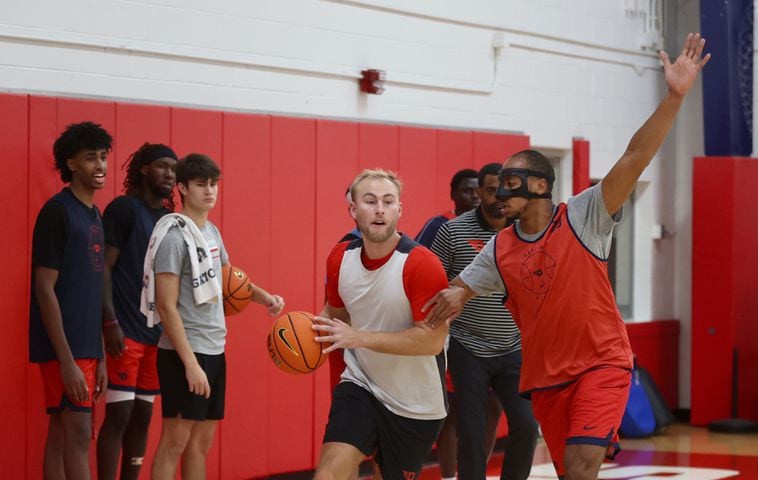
left=460, top=183, right=622, bottom=295
left=154, top=222, right=229, bottom=355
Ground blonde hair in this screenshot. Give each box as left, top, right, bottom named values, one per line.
left=349, top=168, right=403, bottom=201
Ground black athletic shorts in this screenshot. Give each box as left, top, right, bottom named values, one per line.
left=324, top=382, right=444, bottom=479
left=157, top=348, right=226, bottom=421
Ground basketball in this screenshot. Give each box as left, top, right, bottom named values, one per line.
left=222, top=264, right=253, bottom=316
left=267, top=311, right=328, bottom=374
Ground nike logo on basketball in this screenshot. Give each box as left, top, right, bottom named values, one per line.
left=277, top=328, right=300, bottom=356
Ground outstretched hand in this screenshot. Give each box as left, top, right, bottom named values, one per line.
left=660, top=33, right=711, bottom=97
left=422, top=286, right=467, bottom=328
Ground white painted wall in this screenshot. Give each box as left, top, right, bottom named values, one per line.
left=0, top=0, right=705, bottom=407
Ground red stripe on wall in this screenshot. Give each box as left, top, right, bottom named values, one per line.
left=268, top=116, right=317, bottom=473
left=472, top=131, right=529, bottom=169
left=220, top=113, right=274, bottom=479
left=399, top=127, right=438, bottom=237
left=435, top=130, right=474, bottom=215
left=572, top=138, right=590, bottom=194
left=0, top=93, right=30, bottom=480
left=359, top=123, right=398, bottom=172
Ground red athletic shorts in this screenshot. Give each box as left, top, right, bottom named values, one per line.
left=39, top=358, right=98, bottom=414
left=106, top=337, right=160, bottom=395
left=531, top=367, right=631, bottom=478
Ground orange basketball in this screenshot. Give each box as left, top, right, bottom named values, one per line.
left=267, top=311, right=328, bottom=374
left=222, top=265, right=253, bottom=316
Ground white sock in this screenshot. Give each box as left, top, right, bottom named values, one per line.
left=441, top=477, right=457, bottom=480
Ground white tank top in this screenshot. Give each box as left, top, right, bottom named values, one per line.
left=338, top=242, right=447, bottom=420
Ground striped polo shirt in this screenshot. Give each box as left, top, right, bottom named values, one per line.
left=431, top=208, right=521, bottom=357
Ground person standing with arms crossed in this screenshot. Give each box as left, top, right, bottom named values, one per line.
left=29, top=121, right=112, bottom=479
left=97, top=143, right=178, bottom=480
left=424, top=34, right=710, bottom=480
left=431, top=162, right=538, bottom=480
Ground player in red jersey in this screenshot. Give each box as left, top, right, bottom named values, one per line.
left=424, top=34, right=710, bottom=480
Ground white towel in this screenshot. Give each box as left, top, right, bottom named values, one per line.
left=140, top=213, right=222, bottom=327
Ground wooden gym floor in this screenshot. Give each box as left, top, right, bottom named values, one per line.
left=412, top=423, right=758, bottom=479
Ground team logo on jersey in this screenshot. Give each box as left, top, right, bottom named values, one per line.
left=277, top=328, right=300, bottom=356
left=88, top=225, right=104, bottom=272
left=467, top=239, right=486, bottom=252
left=520, top=248, right=556, bottom=296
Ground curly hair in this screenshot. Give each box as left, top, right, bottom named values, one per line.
left=52, top=122, right=113, bottom=183
left=123, top=143, right=178, bottom=211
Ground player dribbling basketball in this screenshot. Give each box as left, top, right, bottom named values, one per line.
left=312, top=169, right=449, bottom=480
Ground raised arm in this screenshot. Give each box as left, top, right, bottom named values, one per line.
left=601, top=33, right=711, bottom=216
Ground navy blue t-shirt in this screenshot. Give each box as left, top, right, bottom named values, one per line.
left=29, top=188, right=105, bottom=363
left=415, top=214, right=451, bottom=248
left=103, top=195, right=168, bottom=345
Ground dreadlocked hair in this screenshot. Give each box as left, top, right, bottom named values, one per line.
left=122, top=142, right=177, bottom=211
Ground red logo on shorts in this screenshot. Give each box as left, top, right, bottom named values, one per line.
left=402, top=471, right=416, bottom=480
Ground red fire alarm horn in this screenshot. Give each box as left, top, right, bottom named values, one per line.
left=359, top=69, right=386, bottom=95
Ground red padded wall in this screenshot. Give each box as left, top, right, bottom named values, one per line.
left=733, top=159, right=758, bottom=421
left=626, top=320, right=680, bottom=409
left=399, top=127, right=438, bottom=237
left=0, top=94, right=29, bottom=480
left=472, top=131, right=529, bottom=169
left=5, top=91, right=546, bottom=479
left=572, top=138, right=590, bottom=194
left=268, top=116, right=317, bottom=472
left=359, top=123, right=398, bottom=172
left=170, top=107, right=224, bottom=231
left=26, top=95, right=62, bottom=480
left=435, top=130, right=474, bottom=214
left=220, top=113, right=274, bottom=479
left=692, top=156, right=758, bottom=425
left=313, top=119, right=360, bottom=462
